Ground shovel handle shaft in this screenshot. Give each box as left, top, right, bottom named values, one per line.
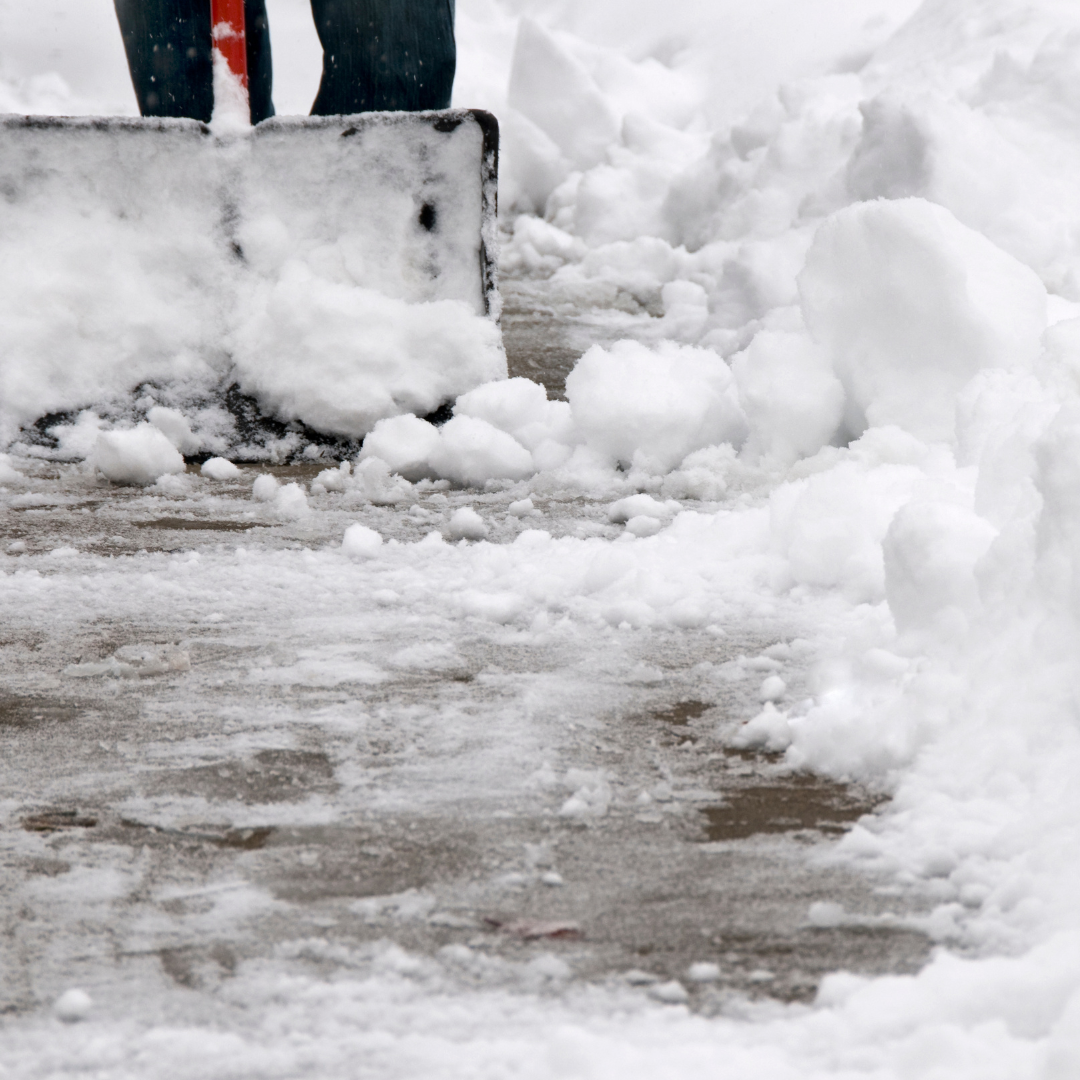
left=211, top=0, right=248, bottom=88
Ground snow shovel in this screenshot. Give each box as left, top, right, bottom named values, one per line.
left=0, top=0, right=499, bottom=452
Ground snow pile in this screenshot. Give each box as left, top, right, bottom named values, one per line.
left=447, top=506, right=488, bottom=540
left=230, top=281, right=504, bottom=439
left=251, top=472, right=310, bottom=519
left=305, top=0, right=1080, bottom=1067
left=354, top=346, right=747, bottom=491
left=352, top=194, right=1049, bottom=495
left=565, top=341, right=745, bottom=473
left=800, top=198, right=1048, bottom=442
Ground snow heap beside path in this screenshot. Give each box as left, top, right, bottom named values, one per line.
left=313, top=0, right=1080, bottom=1069
left=355, top=197, right=1050, bottom=497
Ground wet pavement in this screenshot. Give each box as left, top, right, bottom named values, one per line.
left=0, top=277, right=933, bottom=1025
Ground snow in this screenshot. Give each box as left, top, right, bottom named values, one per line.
left=0, top=112, right=501, bottom=448
left=250, top=473, right=280, bottom=502
left=209, top=46, right=251, bottom=135
left=148, top=406, right=201, bottom=455
left=52, top=988, right=92, bottom=1023
left=341, top=522, right=385, bottom=558
left=6, top=0, right=1080, bottom=1075
left=429, top=415, right=535, bottom=487
left=800, top=198, right=1048, bottom=442
left=91, top=424, right=186, bottom=485
left=201, top=456, right=241, bottom=480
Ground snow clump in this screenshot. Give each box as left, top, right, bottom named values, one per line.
left=91, top=424, right=185, bottom=485
left=201, top=457, right=241, bottom=480
left=341, top=523, right=383, bottom=559
left=251, top=473, right=279, bottom=502
left=147, top=406, right=200, bottom=454
left=448, top=506, right=488, bottom=541
left=52, top=989, right=92, bottom=1023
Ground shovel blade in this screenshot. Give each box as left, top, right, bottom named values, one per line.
left=0, top=110, right=501, bottom=447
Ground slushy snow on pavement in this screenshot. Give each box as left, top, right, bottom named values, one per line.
left=4, top=0, right=1080, bottom=1075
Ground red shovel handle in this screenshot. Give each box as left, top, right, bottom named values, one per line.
left=211, top=0, right=248, bottom=89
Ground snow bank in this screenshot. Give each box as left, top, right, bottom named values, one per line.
left=800, top=198, right=1048, bottom=441
left=291, top=1, right=1080, bottom=1068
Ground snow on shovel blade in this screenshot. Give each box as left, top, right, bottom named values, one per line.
left=0, top=111, right=502, bottom=449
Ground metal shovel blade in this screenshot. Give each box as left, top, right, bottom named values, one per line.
left=0, top=109, right=499, bottom=447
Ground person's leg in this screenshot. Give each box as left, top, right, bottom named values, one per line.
left=244, top=0, right=275, bottom=123
left=309, top=0, right=455, bottom=116
left=114, top=0, right=274, bottom=123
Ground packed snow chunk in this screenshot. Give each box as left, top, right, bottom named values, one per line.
left=770, top=439, right=929, bottom=601
left=448, top=506, right=488, bottom=541
left=687, top=962, right=721, bottom=983
left=800, top=198, right=1047, bottom=442
left=625, top=515, right=663, bottom=538
left=0, top=453, right=23, bottom=484
left=559, top=769, right=612, bottom=819
left=733, top=330, right=845, bottom=465
left=454, top=377, right=572, bottom=451
left=648, top=980, right=690, bottom=1005
left=341, top=523, right=383, bottom=559
left=200, top=456, right=240, bottom=480
left=273, top=482, right=309, bottom=520
left=499, top=108, right=572, bottom=218
left=53, top=988, right=92, bottom=1023
left=310, top=461, right=351, bottom=493
left=883, top=500, right=997, bottom=635
left=661, top=444, right=738, bottom=501
left=346, top=457, right=414, bottom=506
left=608, top=494, right=676, bottom=524
left=91, top=424, right=185, bottom=486
left=507, top=18, right=620, bottom=174
left=251, top=473, right=279, bottom=502
left=734, top=702, right=793, bottom=754
left=759, top=675, right=787, bottom=702
left=359, top=414, right=441, bottom=482
left=229, top=264, right=506, bottom=438
left=508, top=497, right=538, bottom=518
left=660, top=280, right=710, bottom=343
left=147, top=406, right=200, bottom=455
left=567, top=340, right=747, bottom=474
left=428, top=415, right=534, bottom=488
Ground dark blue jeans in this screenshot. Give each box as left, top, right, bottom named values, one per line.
left=113, top=0, right=455, bottom=123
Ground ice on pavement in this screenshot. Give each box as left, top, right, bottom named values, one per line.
left=6, top=0, right=1080, bottom=1076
